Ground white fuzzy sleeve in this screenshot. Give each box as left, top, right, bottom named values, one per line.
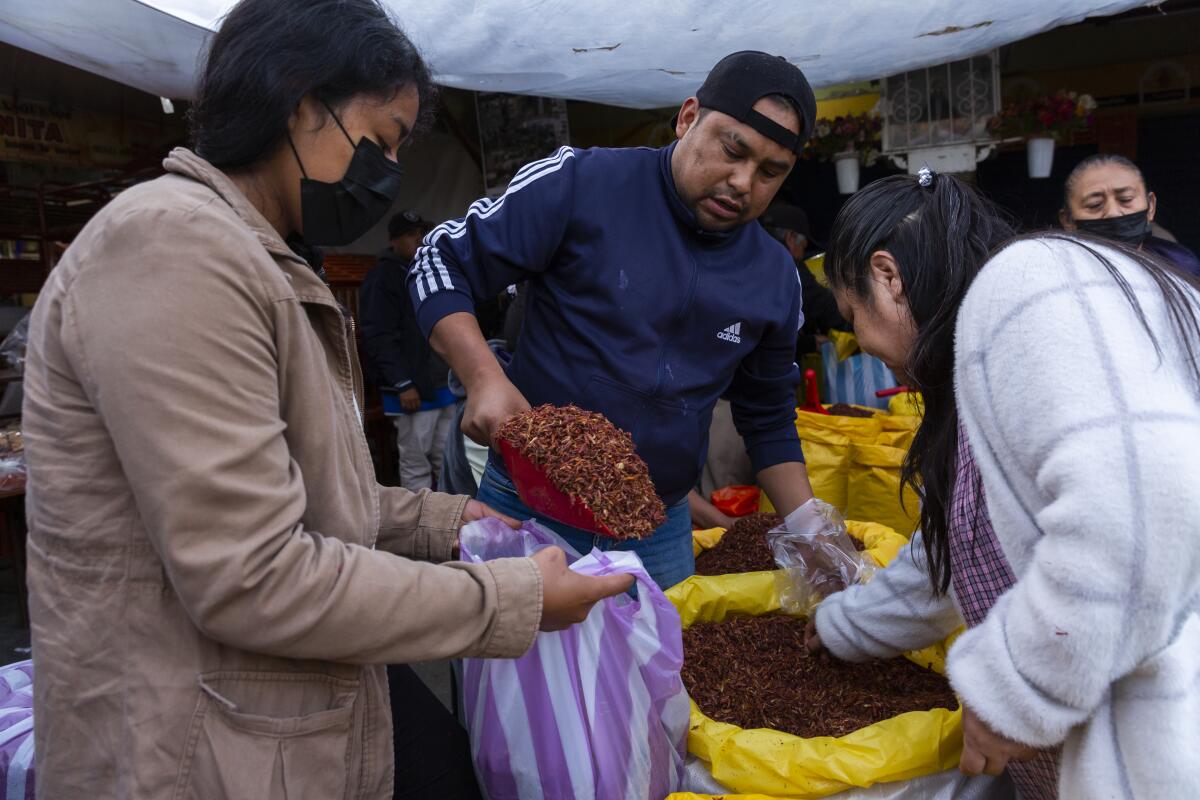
left=950, top=238, right=1200, bottom=747
left=814, top=531, right=963, bottom=662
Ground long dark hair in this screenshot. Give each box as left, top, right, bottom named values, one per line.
left=827, top=174, right=1200, bottom=595
left=190, top=0, right=437, bottom=169
left=825, top=174, right=1014, bottom=594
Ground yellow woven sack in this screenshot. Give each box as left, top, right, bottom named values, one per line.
left=845, top=443, right=920, bottom=537
left=874, top=414, right=920, bottom=450
left=875, top=428, right=915, bottom=449
left=877, top=414, right=919, bottom=433
left=846, top=520, right=906, bottom=567
left=794, top=409, right=883, bottom=445
left=887, top=392, right=924, bottom=418
left=804, top=253, right=829, bottom=287
left=794, top=410, right=881, bottom=514
left=665, top=532, right=962, bottom=799
left=827, top=329, right=860, bottom=361
left=693, top=527, right=726, bottom=558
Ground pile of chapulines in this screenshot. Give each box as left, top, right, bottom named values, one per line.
left=496, top=404, right=665, bottom=540
left=682, top=615, right=958, bottom=739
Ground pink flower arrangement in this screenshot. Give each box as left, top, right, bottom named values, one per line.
left=803, top=112, right=883, bottom=166
left=988, top=90, right=1097, bottom=142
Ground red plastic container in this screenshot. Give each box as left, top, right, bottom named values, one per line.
left=799, top=368, right=830, bottom=415
left=711, top=485, right=761, bottom=517
left=498, top=439, right=618, bottom=538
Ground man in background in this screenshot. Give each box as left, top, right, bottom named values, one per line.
left=361, top=210, right=456, bottom=489
left=761, top=203, right=851, bottom=358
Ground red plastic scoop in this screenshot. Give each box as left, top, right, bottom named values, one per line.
left=799, top=368, right=830, bottom=415
left=497, top=438, right=618, bottom=538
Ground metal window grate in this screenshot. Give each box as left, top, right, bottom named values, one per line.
left=882, top=53, right=999, bottom=153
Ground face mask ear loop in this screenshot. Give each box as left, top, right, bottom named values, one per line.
left=286, top=134, right=309, bottom=179
left=321, top=100, right=356, bottom=148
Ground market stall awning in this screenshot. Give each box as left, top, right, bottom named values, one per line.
left=3, top=0, right=1155, bottom=108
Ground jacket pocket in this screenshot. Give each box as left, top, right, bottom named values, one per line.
left=585, top=376, right=702, bottom=502
left=174, top=671, right=359, bottom=800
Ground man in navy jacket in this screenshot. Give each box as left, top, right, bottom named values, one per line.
left=361, top=211, right=456, bottom=490
left=408, top=52, right=817, bottom=588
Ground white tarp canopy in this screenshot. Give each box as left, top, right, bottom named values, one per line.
left=4, top=0, right=1154, bottom=108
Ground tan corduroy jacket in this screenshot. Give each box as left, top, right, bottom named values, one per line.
left=22, top=148, right=542, bottom=800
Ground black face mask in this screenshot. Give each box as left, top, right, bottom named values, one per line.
left=1074, top=209, right=1151, bottom=247
left=289, top=106, right=405, bottom=246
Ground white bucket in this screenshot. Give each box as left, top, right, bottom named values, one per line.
left=1027, top=137, right=1056, bottom=179
left=835, top=152, right=861, bottom=194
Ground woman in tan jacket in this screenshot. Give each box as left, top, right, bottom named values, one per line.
left=21, top=1, right=632, bottom=798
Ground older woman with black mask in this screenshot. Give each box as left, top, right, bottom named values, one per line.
left=1060, top=153, right=1200, bottom=278
left=21, top=1, right=632, bottom=798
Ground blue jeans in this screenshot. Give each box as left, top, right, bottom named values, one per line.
left=475, top=463, right=695, bottom=590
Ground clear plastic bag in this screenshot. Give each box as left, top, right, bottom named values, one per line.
left=0, top=315, right=30, bottom=372
left=767, top=498, right=876, bottom=615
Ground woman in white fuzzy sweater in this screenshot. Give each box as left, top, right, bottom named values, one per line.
left=813, top=170, right=1200, bottom=799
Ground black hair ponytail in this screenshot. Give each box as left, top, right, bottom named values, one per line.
left=830, top=173, right=1200, bottom=595
left=826, top=173, right=1014, bottom=593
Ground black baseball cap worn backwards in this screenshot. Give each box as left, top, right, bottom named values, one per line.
left=694, top=51, right=817, bottom=154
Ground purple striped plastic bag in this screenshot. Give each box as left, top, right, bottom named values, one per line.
left=459, top=519, right=689, bottom=800
left=0, top=661, right=34, bottom=800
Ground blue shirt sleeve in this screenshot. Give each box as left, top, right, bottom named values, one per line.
left=407, top=147, right=578, bottom=338
left=727, top=266, right=804, bottom=472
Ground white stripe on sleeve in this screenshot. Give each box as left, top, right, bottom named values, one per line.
left=413, top=147, right=577, bottom=300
